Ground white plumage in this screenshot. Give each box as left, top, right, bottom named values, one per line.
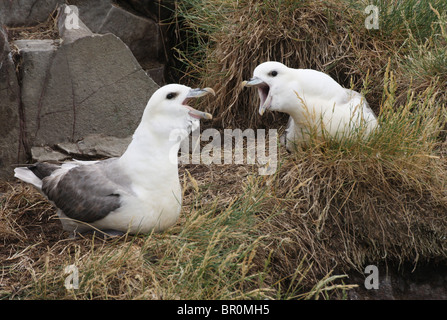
left=243, top=61, right=378, bottom=150
left=14, top=84, right=214, bottom=237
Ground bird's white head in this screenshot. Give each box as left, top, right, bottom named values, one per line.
left=143, top=84, right=214, bottom=136
left=242, top=61, right=296, bottom=116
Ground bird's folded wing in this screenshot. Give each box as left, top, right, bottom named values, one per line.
left=42, top=159, right=131, bottom=223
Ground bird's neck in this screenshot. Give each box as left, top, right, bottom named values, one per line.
left=119, top=123, right=182, bottom=180
left=286, top=107, right=304, bottom=125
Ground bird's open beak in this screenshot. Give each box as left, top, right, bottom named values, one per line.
left=242, top=77, right=271, bottom=116
left=184, top=87, right=215, bottom=120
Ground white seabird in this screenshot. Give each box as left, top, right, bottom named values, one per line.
left=242, top=61, right=378, bottom=150
left=14, top=84, right=214, bottom=237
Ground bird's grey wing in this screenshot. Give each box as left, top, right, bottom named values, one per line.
left=42, top=159, right=131, bottom=223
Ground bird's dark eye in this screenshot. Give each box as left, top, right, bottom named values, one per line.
left=269, top=70, right=278, bottom=77
left=166, top=92, right=177, bottom=99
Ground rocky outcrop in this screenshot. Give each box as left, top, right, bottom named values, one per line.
left=31, top=134, right=131, bottom=162
left=98, top=4, right=164, bottom=82
left=0, top=3, right=161, bottom=179
left=18, top=35, right=157, bottom=147
left=66, top=0, right=166, bottom=84
left=1, top=0, right=167, bottom=84
left=56, top=134, right=131, bottom=159
left=17, top=4, right=158, bottom=147
left=66, top=0, right=114, bottom=33
left=0, top=0, right=64, bottom=27
left=0, top=28, right=22, bottom=179
left=56, top=4, right=94, bottom=44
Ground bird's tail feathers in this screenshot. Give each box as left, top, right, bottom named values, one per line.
left=14, top=167, right=43, bottom=189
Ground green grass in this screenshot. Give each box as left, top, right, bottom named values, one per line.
left=362, top=0, right=447, bottom=41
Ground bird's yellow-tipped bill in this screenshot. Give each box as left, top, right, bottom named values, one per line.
left=241, top=77, right=265, bottom=87
left=258, top=94, right=272, bottom=116
left=188, top=108, right=213, bottom=120
left=187, top=87, right=216, bottom=98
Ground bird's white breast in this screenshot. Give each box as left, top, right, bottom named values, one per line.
left=82, top=178, right=182, bottom=234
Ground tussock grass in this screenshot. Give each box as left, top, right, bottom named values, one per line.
left=364, top=0, right=447, bottom=42
left=396, top=4, right=447, bottom=106
left=173, top=0, right=447, bottom=129
left=170, top=2, right=447, bottom=293
left=252, top=69, right=447, bottom=289
left=173, top=0, right=385, bottom=128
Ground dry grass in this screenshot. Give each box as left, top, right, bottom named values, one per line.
left=0, top=164, right=354, bottom=299
left=257, top=147, right=447, bottom=285
left=6, top=9, right=59, bottom=43
left=394, top=4, right=447, bottom=107
left=173, top=0, right=391, bottom=129
left=253, top=66, right=447, bottom=290
left=173, top=0, right=447, bottom=131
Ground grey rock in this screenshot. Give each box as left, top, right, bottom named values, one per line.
left=146, top=62, right=165, bottom=86
left=14, top=39, right=58, bottom=51
left=98, top=5, right=161, bottom=68
left=65, top=1, right=167, bottom=83
left=57, top=4, right=93, bottom=44
left=14, top=39, right=57, bottom=151
left=31, top=146, right=69, bottom=162
left=57, top=134, right=131, bottom=158
left=66, top=0, right=113, bottom=33
left=0, top=27, right=21, bottom=179
left=31, top=133, right=131, bottom=162
left=0, top=0, right=64, bottom=27
left=17, top=32, right=157, bottom=149
left=114, top=0, right=159, bottom=21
